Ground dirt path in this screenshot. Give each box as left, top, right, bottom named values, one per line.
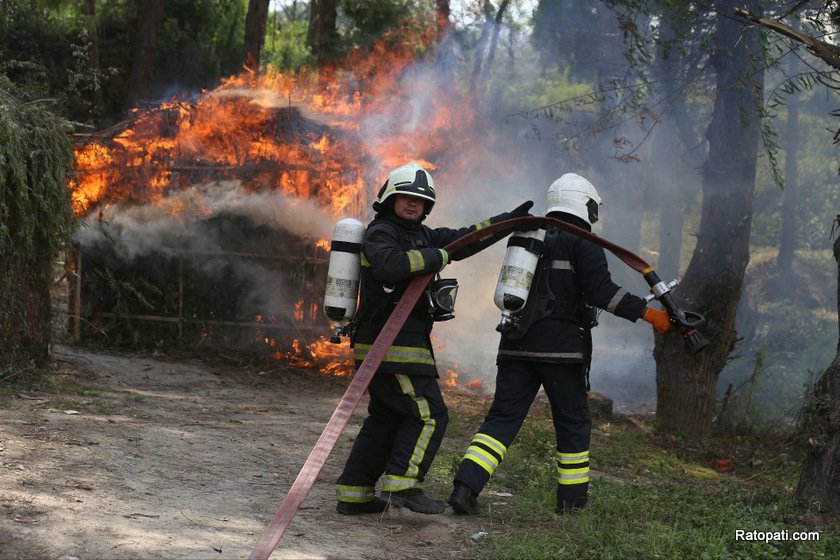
left=0, top=345, right=488, bottom=560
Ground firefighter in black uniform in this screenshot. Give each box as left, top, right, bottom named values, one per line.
left=448, top=173, right=673, bottom=515
left=335, top=162, right=534, bottom=516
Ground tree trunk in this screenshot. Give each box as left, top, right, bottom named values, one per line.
left=436, top=0, right=451, bottom=41
left=654, top=0, right=764, bottom=438
left=243, top=0, right=271, bottom=70
left=307, top=0, right=338, bottom=61
left=775, top=48, right=801, bottom=287
left=795, top=233, right=840, bottom=513
left=123, top=0, right=163, bottom=111
left=483, top=0, right=511, bottom=79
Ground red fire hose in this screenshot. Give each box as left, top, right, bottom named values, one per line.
left=249, top=216, right=705, bottom=560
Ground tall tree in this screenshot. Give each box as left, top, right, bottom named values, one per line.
left=82, top=0, right=104, bottom=111
left=654, top=0, right=764, bottom=437
left=243, top=0, right=271, bottom=70
left=647, top=5, right=703, bottom=277
left=123, top=0, right=163, bottom=111
left=469, top=0, right=511, bottom=95
left=307, top=0, right=338, bottom=61
left=775, top=40, right=803, bottom=290
left=436, top=0, right=451, bottom=40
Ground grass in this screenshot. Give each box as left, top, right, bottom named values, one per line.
left=0, top=362, right=120, bottom=415
left=431, top=394, right=839, bottom=560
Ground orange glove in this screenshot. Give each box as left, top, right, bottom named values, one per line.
left=643, top=307, right=673, bottom=334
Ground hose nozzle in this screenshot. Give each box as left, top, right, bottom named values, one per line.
left=642, top=269, right=709, bottom=354
left=682, top=328, right=709, bottom=354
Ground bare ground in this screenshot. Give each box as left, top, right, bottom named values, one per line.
left=0, top=345, right=494, bottom=560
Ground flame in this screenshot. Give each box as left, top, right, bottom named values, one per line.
left=465, top=379, right=484, bottom=391
left=284, top=336, right=354, bottom=376
left=443, top=365, right=484, bottom=392
left=444, top=369, right=459, bottom=388
left=69, top=26, right=478, bottom=220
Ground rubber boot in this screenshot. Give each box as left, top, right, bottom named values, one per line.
left=381, top=489, right=445, bottom=514
left=556, top=486, right=587, bottom=514
left=448, top=482, right=479, bottom=515
left=336, top=496, right=389, bottom=515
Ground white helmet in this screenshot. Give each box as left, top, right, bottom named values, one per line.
left=373, top=162, right=436, bottom=216
left=545, top=173, right=602, bottom=225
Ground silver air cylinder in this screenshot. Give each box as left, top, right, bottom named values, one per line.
left=493, top=228, right=546, bottom=333
left=323, top=218, right=365, bottom=342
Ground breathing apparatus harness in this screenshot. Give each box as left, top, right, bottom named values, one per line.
left=500, top=228, right=599, bottom=340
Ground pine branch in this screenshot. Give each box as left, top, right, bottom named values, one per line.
left=734, top=7, right=840, bottom=70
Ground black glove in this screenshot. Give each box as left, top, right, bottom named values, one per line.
left=503, top=200, right=542, bottom=230
left=507, top=200, right=534, bottom=219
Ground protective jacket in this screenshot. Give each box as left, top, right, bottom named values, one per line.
left=497, top=217, right=648, bottom=364
left=352, top=211, right=510, bottom=377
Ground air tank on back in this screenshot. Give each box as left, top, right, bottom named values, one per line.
left=323, top=218, right=365, bottom=343
left=493, top=228, right=546, bottom=333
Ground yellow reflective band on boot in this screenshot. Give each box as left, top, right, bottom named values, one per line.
left=383, top=475, right=420, bottom=492
left=336, top=484, right=376, bottom=503
left=354, top=344, right=435, bottom=366
left=463, top=433, right=507, bottom=476
left=406, top=249, right=426, bottom=272
left=556, top=467, right=590, bottom=485
left=557, top=450, right=589, bottom=464
left=556, top=449, right=590, bottom=485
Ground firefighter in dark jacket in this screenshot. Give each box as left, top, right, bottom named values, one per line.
left=448, top=173, right=673, bottom=515
left=335, top=162, right=534, bottom=516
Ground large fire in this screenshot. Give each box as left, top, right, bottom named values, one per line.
left=69, top=28, right=484, bottom=376
left=69, top=30, right=477, bottom=221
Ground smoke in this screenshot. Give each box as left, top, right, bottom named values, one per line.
left=73, top=180, right=334, bottom=320
left=332, top=34, right=663, bottom=411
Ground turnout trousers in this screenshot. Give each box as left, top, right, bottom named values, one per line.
left=336, top=372, right=448, bottom=504
left=454, top=359, right=591, bottom=509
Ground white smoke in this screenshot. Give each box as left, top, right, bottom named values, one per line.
left=74, top=180, right=333, bottom=259
left=73, top=180, right=334, bottom=322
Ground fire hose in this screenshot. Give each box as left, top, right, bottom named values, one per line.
left=249, top=215, right=708, bottom=560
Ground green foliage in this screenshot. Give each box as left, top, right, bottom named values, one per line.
left=341, top=0, right=416, bottom=49
left=0, top=77, right=74, bottom=369
left=153, top=0, right=245, bottom=88
left=0, top=0, right=112, bottom=121
left=263, top=18, right=314, bottom=72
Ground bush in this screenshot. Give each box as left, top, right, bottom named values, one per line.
left=0, top=78, right=74, bottom=371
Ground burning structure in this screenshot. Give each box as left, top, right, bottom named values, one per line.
left=66, top=42, right=484, bottom=374
left=67, top=97, right=359, bottom=359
